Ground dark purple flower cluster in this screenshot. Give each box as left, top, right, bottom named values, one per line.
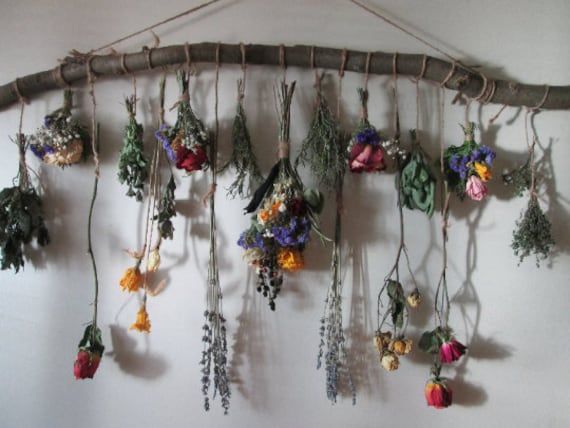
left=271, top=216, right=311, bottom=248
left=471, top=145, right=495, bottom=166
left=355, top=127, right=380, bottom=146
left=449, top=155, right=470, bottom=180
left=449, top=145, right=496, bottom=180
left=29, top=144, right=54, bottom=160
left=155, top=124, right=177, bottom=162
left=237, top=228, right=266, bottom=251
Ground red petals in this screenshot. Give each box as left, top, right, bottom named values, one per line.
left=425, top=380, right=453, bottom=409
left=175, top=145, right=208, bottom=172
left=73, top=350, right=101, bottom=380
left=439, top=339, right=467, bottom=364
left=349, top=143, right=386, bottom=173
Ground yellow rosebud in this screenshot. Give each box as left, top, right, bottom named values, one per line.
left=130, top=305, right=151, bottom=333
left=389, top=338, right=413, bottom=356
left=147, top=248, right=161, bottom=273
left=277, top=248, right=304, bottom=271
left=407, top=289, right=422, bottom=308
left=381, top=351, right=400, bottom=372
left=373, top=331, right=392, bottom=353
left=474, top=162, right=492, bottom=182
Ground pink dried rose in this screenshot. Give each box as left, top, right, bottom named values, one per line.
left=465, top=175, right=488, bottom=201
left=349, top=144, right=386, bottom=173
left=439, top=339, right=467, bottom=364
left=73, top=350, right=101, bottom=379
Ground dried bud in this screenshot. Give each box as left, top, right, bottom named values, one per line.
left=380, top=351, right=400, bottom=372
left=389, top=338, right=413, bottom=356
left=373, top=331, right=392, bottom=353
left=407, top=288, right=422, bottom=308
left=147, top=248, right=161, bottom=272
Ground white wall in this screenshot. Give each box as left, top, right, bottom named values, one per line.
left=1, top=1, right=569, bottom=427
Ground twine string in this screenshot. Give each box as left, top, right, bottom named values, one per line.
left=364, top=51, right=372, bottom=90
left=531, top=85, right=550, bottom=111
left=338, top=49, right=347, bottom=119
left=86, top=57, right=100, bottom=177
left=440, top=60, right=456, bottom=88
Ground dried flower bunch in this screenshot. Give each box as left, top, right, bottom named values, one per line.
left=29, top=89, right=89, bottom=167
left=400, top=130, right=436, bottom=217
left=0, top=133, right=49, bottom=272
left=155, top=70, right=210, bottom=173
left=443, top=122, right=496, bottom=201
left=117, top=95, right=149, bottom=201
left=296, top=72, right=345, bottom=190
left=348, top=88, right=387, bottom=173
left=73, top=323, right=104, bottom=379
left=238, top=81, right=326, bottom=310
left=220, top=79, right=262, bottom=198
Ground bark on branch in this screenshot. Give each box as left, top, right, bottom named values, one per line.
left=1, top=42, right=568, bottom=111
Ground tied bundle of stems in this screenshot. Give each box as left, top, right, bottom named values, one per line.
left=200, top=58, right=230, bottom=414
left=220, top=78, right=262, bottom=198
left=511, top=114, right=554, bottom=266
left=296, top=72, right=345, bottom=190
left=0, top=130, right=49, bottom=272
left=238, top=80, right=327, bottom=310
left=117, top=95, right=149, bottom=201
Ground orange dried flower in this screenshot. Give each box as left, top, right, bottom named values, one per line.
left=119, top=266, right=143, bottom=292
left=277, top=248, right=304, bottom=271
left=130, top=305, right=151, bottom=333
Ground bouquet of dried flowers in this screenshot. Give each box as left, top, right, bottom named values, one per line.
left=443, top=122, right=496, bottom=201
left=29, top=89, right=89, bottom=167
left=155, top=70, right=209, bottom=174
left=238, top=81, right=326, bottom=310
left=0, top=133, right=49, bottom=272
left=117, top=95, right=149, bottom=201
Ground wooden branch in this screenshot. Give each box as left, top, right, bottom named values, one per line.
left=1, top=42, right=569, bottom=111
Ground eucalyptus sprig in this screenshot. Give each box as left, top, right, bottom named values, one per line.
left=220, top=79, right=262, bottom=198
left=296, top=73, right=345, bottom=191
left=117, top=95, right=149, bottom=201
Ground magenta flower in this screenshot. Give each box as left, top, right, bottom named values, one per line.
left=465, top=175, right=488, bottom=201
left=349, top=144, right=385, bottom=173
left=439, top=339, right=467, bottom=364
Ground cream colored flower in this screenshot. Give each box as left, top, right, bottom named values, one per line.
left=147, top=248, right=161, bottom=272
left=407, top=289, right=422, bottom=308
left=381, top=351, right=400, bottom=372
left=43, top=140, right=83, bottom=166
left=373, top=331, right=392, bottom=353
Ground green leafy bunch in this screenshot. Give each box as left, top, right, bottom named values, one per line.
left=220, top=79, right=262, bottom=199
left=442, top=123, right=478, bottom=198
left=400, top=130, right=436, bottom=217
left=0, top=186, right=49, bottom=272
left=173, top=70, right=210, bottom=150
left=512, top=197, right=555, bottom=266
left=295, top=73, right=346, bottom=191
left=117, top=96, right=149, bottom=201
left=502, top=157, right=532, bottom=198
left=155, top=174, right=177, bottom=240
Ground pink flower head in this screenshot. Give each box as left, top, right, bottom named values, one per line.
left=425, top=379, right=453, bottom=409
left=439, top=339, right=467, bottom=364
left=465, top=175, right=488, bottom=201
left=349, top=144, right=385, bottom=173
left=73, top=350, right=101, bottom=379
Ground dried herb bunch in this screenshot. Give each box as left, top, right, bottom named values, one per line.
left=296, top=73, right=345, bottom=190
left=317, top=133, right=355, bottom=404
left=117, top=95, right=149, bottom=201
left=29, top=89, right=89, bottom=167
left=220, top=79, right=262, bottom=198
left=502, top=156, right=532, bottom=198
left=400, top=130, right=436, bottom=217
left=155, top=70, right=210, bottom=173
left=155, top=173, right=176, bottom=241
left=238, top=81, right=327, bottom=310
left=0, top=133, right=49, bottom=272
left=511, top=122, right=554, bottom=266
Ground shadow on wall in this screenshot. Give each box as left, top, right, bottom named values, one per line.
left=106, top=323, right=168, bottom=380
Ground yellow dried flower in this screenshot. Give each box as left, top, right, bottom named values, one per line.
left=43, top=140, right=83, bottom=166
left=277, top=248, right=304, bottom=271
left=474, top=161, right=492, bottom=182
left=130, top=305, right=151, bottom=333
left=389, top=338, right=413, bottom=356
left=407, top=289, right=422, bottom=308
left=381, top=351, right=400, bottom=372
left=119, top=266, right=143, bottom=292
left=373, top=331, right=392, bottom=353
left=147, top=248, right=161, bottom=273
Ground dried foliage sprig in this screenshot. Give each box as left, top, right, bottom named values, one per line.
left=238, top=80, right=327, bottom=310
left=511, top=113, right=554, bottom=266
left=0, top=131, right=49, bottom=272
left=220, top=79, right=262, bottom=198
left=502, top=156, right=532, bottom=198
left=29, top=89, right=89, bottom=167
left=117, top=95, right=149, bottom=201
left=296, top=73, right=345, bottom=191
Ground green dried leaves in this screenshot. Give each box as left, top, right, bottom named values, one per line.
left=155, top=174, right=177, bottom=240
left=220, top=79, right=262, bottom=199
left=503, top=157, right=532, bottom=198
left=400, top=130, right=436, bottom=217
left=512, top=197, right=554, bottom=266
left=117, top=96, right=149, bottom=201
left=295, top=74, right=346, bottom=191
left=386, top=280, right=406, bottom=329
left=0, top=186, right=49, bottom=272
